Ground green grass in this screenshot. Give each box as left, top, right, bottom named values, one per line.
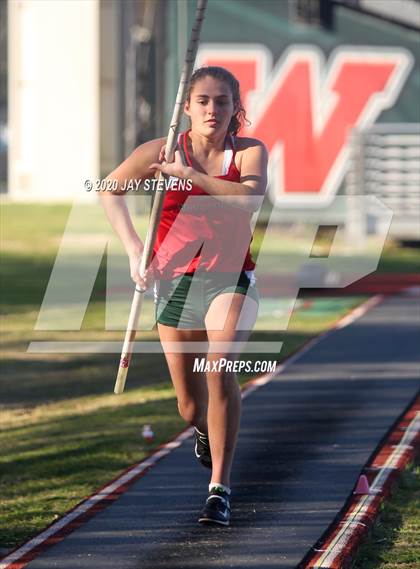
left=0, top=203, right=419, bottom=551
left=376, top=242, right=420, bottom=274
left=0, top=385, right=184, bottom=548
left=352, top=462, right=420, bottom=569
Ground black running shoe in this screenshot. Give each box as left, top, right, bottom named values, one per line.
left=194, top=428, right=212, bottom=469
left=198, top=487, right=231, bottom=526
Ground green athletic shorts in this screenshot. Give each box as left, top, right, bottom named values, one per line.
left=154, top=270, right=259, bottom=329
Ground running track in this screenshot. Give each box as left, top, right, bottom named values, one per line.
left=2, top=291, right=419, bottom=569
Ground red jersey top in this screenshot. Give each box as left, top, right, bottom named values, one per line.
left=153, top=130, right=256, bottom=279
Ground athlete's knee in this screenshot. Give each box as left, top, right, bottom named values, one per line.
left=177, top=398, right=205, bottom=425
left=207, top=370, right=238, bottom=395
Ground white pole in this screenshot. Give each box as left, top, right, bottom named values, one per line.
left=114, top=0, right=208, bottom=394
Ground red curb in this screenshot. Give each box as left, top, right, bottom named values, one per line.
left=0, top=427, right=193, bottom=569
left=259, top=272, right=420, bottom=297
left=301, top=394, right=420, bottom=569
left=0, top=293, right=406, bottom=569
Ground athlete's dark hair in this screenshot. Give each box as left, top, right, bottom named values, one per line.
left=187, top=66, right=249, bottom=135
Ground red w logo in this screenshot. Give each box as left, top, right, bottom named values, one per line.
left=196, top=46, right=412, bottom=204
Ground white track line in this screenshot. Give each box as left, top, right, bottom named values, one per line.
left=0, top=294, right=383, bottom=569
left=311, top=410, right=420, bottom=567
left=0, top=429, right=193, bottom=569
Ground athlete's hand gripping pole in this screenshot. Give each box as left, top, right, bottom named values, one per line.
left=114, top=0, right=208, bottom=394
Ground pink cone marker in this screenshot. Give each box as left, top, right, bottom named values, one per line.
left=353, top=474, right=370, bottom=495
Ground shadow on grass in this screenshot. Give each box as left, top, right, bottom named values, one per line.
left=1, top=330, right=310, bottom=406
left=1, top=396, right=185, bottom=549
left=1, top=253, right=59, bottom=310
left=1, top=252, right=107, bottom=311
left=0, top=352, right=170, bottom=406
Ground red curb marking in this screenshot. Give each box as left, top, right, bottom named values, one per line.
left=0, top=293, right=394, bottom=569
left=259, top=272, right=420, bottom=297
left=301, top=396, right=420, bottom=569
left=0, top=430, right=193, bottom=569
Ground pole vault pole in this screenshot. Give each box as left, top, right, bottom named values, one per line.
left=114, top=0, right=208, bottom=394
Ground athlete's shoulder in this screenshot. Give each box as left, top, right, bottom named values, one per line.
left=232, top=136, right=267, bottom=153
left=135, top=136, right=167, bottom=154
left=233, top=137, right=268, bottom=166
left=128, top=137, right=167, bottom=167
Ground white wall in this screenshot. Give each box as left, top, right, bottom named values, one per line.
left=8, top=0, right=99, bottom=202
left=100, top=0, right=121, bottom=176
left=361, top=0, right=420, bottom=28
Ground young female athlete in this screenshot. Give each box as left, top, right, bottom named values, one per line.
left=100, top=66, right=268, bottom=526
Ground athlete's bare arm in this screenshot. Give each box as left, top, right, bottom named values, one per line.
left=104, top=137, right=167, bottom=195
left=99, top=137, right=165, bottom=288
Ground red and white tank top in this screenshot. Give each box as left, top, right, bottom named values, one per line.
left=153, top=130, right=256, bottom=278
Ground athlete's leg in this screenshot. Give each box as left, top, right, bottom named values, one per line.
left=204, top=293, right=259, bottom=487
left=157, top=324, right=209, bottom=433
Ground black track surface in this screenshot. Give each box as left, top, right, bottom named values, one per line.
left=23, top=294, right=420, bottom=569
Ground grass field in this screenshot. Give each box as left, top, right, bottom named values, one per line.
left=352, top=461, right=420, bottom=569
left=1, top=202, right=419, bottom=555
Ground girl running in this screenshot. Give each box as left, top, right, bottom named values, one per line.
left=100, top=66, right=268, bottom=526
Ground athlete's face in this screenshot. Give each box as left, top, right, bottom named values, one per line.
left=185, top=76, right=236, bottom=136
